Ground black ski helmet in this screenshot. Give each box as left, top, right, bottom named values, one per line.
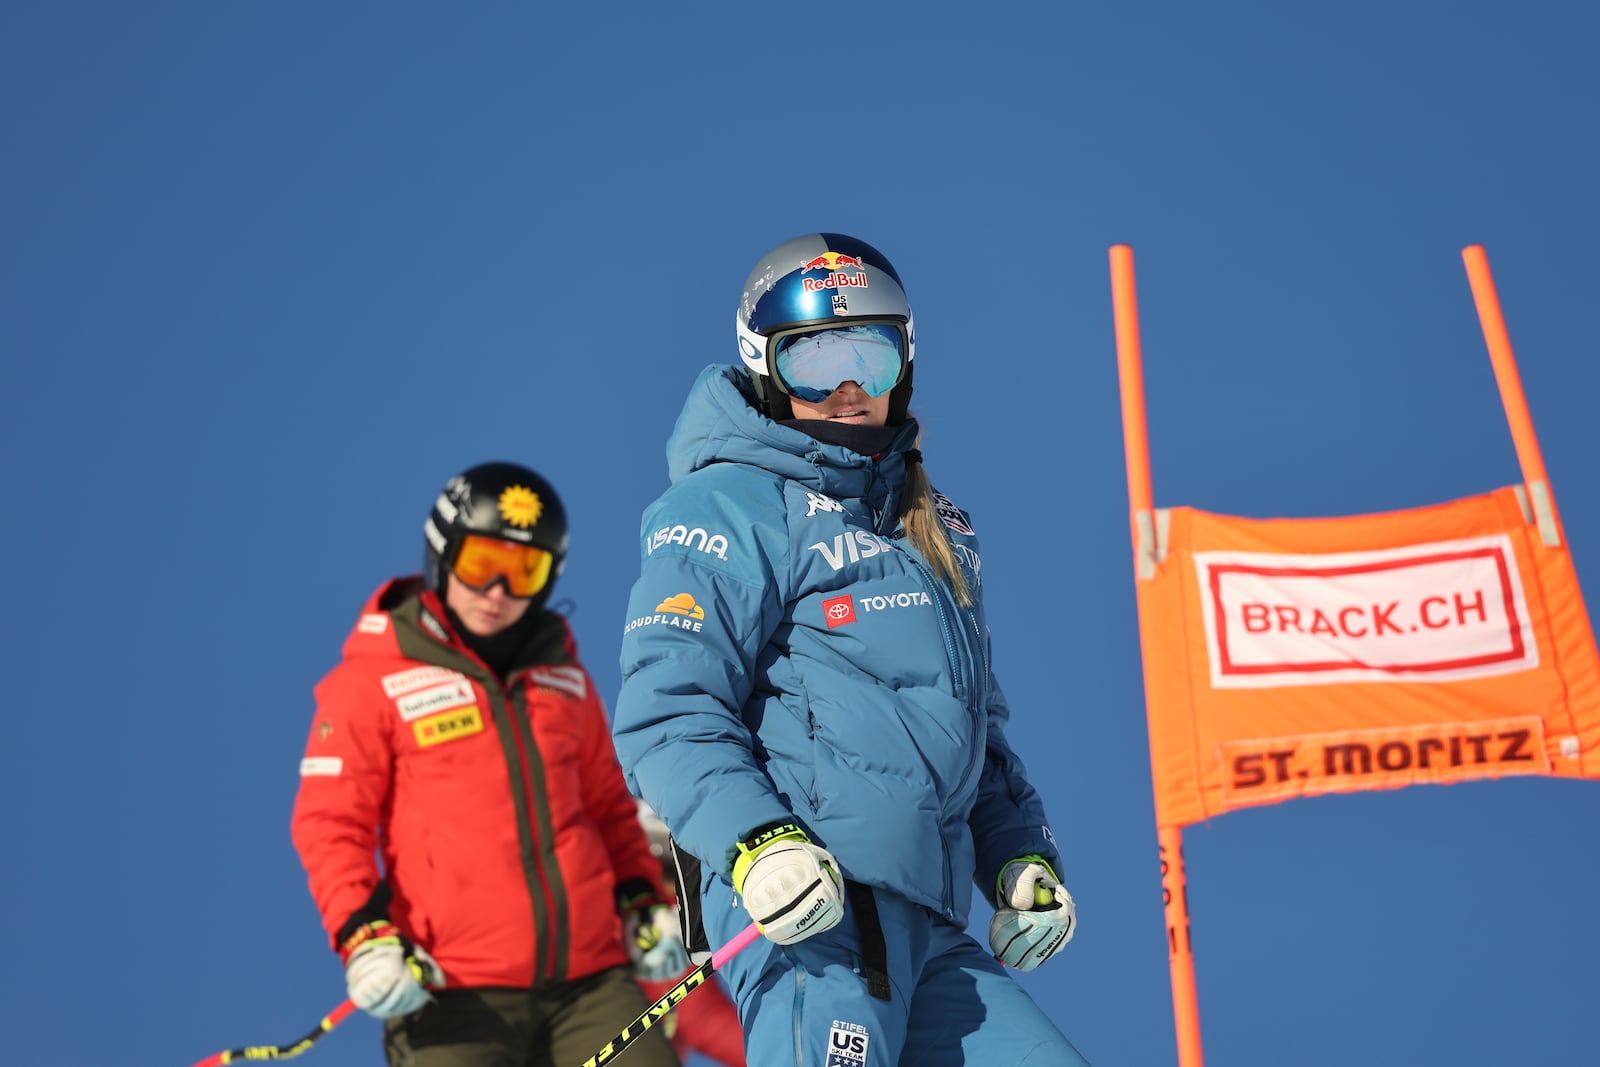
left=735, top=232, right=916, bottom=422
left=423, top=461, right=569, bottom=607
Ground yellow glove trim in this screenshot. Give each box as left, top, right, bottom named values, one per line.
left=996, top=854, right=1061, bottom=902
left=731, top=822, right=808, bottom=894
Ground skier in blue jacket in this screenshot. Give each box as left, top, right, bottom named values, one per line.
left=612, top=233, right=1090, bottom=1066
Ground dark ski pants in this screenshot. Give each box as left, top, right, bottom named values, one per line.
left=382, top=965, right=680, bottom=1067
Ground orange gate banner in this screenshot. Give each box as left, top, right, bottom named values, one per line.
left=1137, top=485, right=1600, bottom=828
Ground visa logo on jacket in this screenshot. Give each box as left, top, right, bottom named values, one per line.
left=808, top=531, right=896, bottom=571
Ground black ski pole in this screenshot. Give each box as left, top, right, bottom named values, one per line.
left=187, top=999, right=356, bottom=1066
left=579, top=921, right=760, bottom=1067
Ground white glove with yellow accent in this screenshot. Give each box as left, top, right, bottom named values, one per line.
left=616, top=878, right=691, bottom=981
left=732, top=822, right=844, bottom=945
left=988, top=856, right=1076, bottom=972
left=625, top=904, right=690, bottom=980
left=340, top=921, right=444, bottom=1018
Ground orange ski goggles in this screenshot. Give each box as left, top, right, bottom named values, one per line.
left=450, top=535, right=555, bottom=598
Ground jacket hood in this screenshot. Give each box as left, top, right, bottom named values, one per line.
left=666, top=364, right=922, bottom=513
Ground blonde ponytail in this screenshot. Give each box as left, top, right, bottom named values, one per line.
left=900, top=433, right=972, bottom=607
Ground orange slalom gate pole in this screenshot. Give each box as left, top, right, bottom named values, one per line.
left=1110, top=244, right=1204, bottom=1067
left=1461, top=246, right=1557, bottom=519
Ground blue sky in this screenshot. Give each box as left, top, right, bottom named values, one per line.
left=5, top=4, right=1597, bottom=1066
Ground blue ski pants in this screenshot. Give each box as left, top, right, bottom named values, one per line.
left=706, top=882, right=1092, bottom=1066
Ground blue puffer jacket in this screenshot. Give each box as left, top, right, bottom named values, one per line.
left=612, top=364, right=1058, bottom=926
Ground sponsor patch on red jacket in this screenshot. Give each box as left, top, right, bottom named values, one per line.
left=300, top=756, right=344, bottom=777
left=414, top=706, right=484, bottom=748
left=526, top=665, right=588, bottom=700
left=394, top=679, right=477, bottom=721
left=382, top=666, right=468, bottom=698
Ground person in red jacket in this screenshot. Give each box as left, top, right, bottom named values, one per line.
left=292, top=461, right=685, bottom=1067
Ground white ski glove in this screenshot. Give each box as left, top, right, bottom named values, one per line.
left=340, top=921, right=444, bottom=1019
left=625, top=903, right=691, bottom=980
left=732, top=822, right=844, bottom=945
left=988, top=856, right=1077, bottom=972
left=616, top=878, right=691, bottom=980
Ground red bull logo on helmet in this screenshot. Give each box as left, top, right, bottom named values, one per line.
left=799, top=252, right=865, bottom=273
left=799, top=251, right=870, bottom=294
left=802, top=271, right=869, bottom=293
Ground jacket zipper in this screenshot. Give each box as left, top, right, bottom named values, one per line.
left=502, top=676, right=559, bottom=986
left=904, top=551, right=971, bottom=918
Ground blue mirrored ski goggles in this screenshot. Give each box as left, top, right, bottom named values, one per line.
left=771, top=322, right=907, bottom=403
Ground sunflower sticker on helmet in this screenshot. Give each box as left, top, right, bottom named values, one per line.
left=498, top=485, right=543, bottom=528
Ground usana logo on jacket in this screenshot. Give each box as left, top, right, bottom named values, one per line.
left=647, top=523, right=730, bottom=560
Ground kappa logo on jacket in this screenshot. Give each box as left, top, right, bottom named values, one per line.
left=805, top=492, right=845, bottom=517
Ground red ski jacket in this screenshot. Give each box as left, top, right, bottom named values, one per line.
left=291, top=578, right=666, bottom=988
